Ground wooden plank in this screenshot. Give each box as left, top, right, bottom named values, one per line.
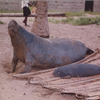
left=44, top=81, right=100, bottom=92
left=62, top=82, right=100, bottom=93
left=30, top=74, right=100, bottom=86
left=42, top=76, right=100, bottom=97
left=86, top=96, right=100, bottom=100
left=29, top=77, right=60, bottom=85
left=0, top=12, right=66, bottom=17
left=44, top=84, right=100, bottom=97
left=12, top=68, right=55, bottom=79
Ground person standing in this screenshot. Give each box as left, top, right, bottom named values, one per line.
left=21, top=0, right=31, bottom=26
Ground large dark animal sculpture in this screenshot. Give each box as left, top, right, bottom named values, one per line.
left=53, top=64, right=100, bottom=78
left=8, top=20, right=93, bottom=73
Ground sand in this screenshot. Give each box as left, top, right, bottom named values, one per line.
left=0, top=17, right=100, bottom=100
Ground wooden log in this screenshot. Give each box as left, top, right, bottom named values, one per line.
left=86, top=96, right=100, bottom=100
left=0, top=12, right=66, bottom=17
left=29, top=77, right=60, bottom=85
left=42, top=74, right=100, bottom=87
left=12, top=68, right=55, bottom=79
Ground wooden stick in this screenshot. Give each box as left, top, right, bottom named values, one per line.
left=12, top=68, right=56, bottom=79
left=29, top=77, right=60, bottom=85
left=43, top=75, right=100, bottom=88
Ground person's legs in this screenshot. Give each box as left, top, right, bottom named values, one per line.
left=23, top=16, right=28, bottom=26
left=25, top=16, right=27, bottom=26
left=23, top=7, right=30, bottom=26
left=23, top=7, right=26, bottom=24
left=23, top=18, right=25, bottom=23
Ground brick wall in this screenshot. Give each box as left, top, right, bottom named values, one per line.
left=93, top=1, right=100, bottom=12
left=0, top=1, right=22, bottom=12
left=0, top=1, right=100, bottom=12
left=48, top=1, right=85, bottom=12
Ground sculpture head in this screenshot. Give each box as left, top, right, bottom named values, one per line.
left=53, top=67, right=65, bottom=77
left=8, top=19, right=20, bottom=37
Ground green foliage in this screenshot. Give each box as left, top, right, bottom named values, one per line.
left=86, top=11, right=100, bottom=15
left=55, top=37, right=58, bottom=38
left=51, top=36, right=54, bottom=38
left=48, top=18, right=61, bottom=24
left=50, top=36, right=58, bottom=39
left=29, top=18, right=34, bottom=21
left=0, top=21, right=5, bottom=24
left=65, top=11, right=100, bottom=17
left=49, top=11, right=100, bottom=16
left=66, top=11, right=85, bottom=17
left=29, top=7, right=33, bottom=11
left=98, top=36, right=100, bottom=38
left=48, top=10, right=63, bottom=12
left=61, top=18, right=74, bottom=24
left=0, top=11, right=22, bottom=13
left=49, top=16, right=100, bottom=26
left=73, top=16, right=100, bottom=25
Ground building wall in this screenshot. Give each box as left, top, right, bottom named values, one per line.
left=93, top=1, right=100, bottom=12
left=48, top=1, right=85, bottom=12
left=0, top=1, right=22, bottom=12
left=0, top=1, right=100, bottom=12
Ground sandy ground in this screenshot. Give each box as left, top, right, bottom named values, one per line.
left=0, top=17, right=100, bottom=100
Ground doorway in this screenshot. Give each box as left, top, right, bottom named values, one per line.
left=85, top=1, right=94, bottom=12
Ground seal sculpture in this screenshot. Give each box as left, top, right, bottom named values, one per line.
left=53, top=64, right=100, bottom=78
left=8, top=19, right=93, bottom=73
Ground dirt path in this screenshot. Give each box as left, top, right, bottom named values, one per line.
left=0, top=17, right=100, bottom=100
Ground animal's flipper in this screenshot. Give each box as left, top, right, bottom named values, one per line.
left=86, top=48, right=94, bottom=54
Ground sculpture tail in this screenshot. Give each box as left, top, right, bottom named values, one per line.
left=86, top=48, right=94, bottom=54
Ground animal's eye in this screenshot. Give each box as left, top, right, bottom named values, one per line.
left=10, top=27, right=16, bottom=34
left=9, top=27, right=14, bottom=31
left=57, top=71, right=60, bottom=75
left=9, top=27, right=12, bottom=31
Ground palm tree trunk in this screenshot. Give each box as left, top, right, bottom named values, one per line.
left=31, top=1, right=50, bottom=38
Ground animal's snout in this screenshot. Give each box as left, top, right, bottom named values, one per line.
left=8, top=19, right=16, bottom=29
left=8, top=24, right=12, bottom=30
left=8, top=20, right=17, bottom=34
left=52, top=71, right=59, bottom=77
left=8, top=27, right=13, bottom=31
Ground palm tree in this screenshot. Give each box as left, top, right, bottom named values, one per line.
left=31, top=1, right=50, bottom=38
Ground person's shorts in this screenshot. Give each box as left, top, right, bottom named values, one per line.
left=23, top=7, right=31, bottom=17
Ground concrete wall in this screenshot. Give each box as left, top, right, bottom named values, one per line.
left=93, top=1, right=100, bottom=12
left=48, top=1, right=85, bottom=12
left=0, top=1, right=100, bottom=12
left=0, top=1, right=22, bottom=12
